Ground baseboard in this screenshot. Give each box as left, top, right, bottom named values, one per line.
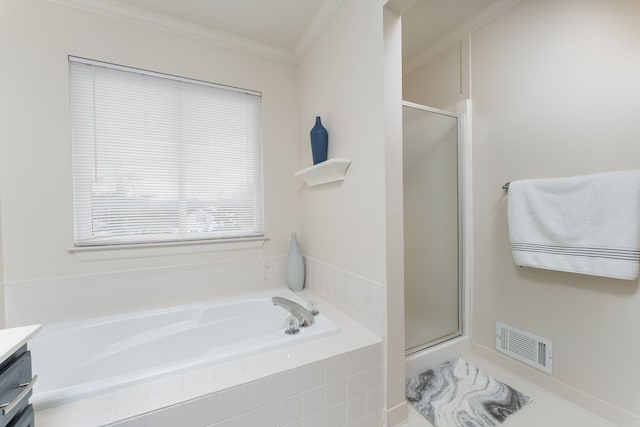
left=385, top=400, right=408, bottom=426
left=472, top=342, right=640, bottom=427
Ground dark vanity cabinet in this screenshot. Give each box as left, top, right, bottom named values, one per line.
left=0, top=320, right=41, bottom=427
left=0, top=344, right=35, bottom=427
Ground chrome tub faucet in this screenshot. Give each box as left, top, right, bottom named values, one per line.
left=272, top=296, right=315, bottom=327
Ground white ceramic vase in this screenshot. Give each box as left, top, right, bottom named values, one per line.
left=286, top=232, right=305, bottom=291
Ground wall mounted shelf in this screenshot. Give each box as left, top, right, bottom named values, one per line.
left=295, top=158, right=351, bottom=187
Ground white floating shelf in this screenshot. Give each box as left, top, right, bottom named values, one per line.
left=295, top=158, right=351, bottom=187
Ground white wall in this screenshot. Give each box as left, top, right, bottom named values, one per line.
left=297, top=0, right=387, bottom=285
left=403, top=42, right=463, bottom=109
left=403, top=0, right=640, bottom=421
left=298, top=0, right=406, bottom=422
left=471, top=0, right=640, bottom=418
left=383, top=6, right=408, bottom=425
left=0, top=0, right=300, bottom=284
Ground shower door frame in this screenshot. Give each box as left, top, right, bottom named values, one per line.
left=402, top=100, right=471, bottom=356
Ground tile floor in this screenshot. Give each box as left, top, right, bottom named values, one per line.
left=401, top=355, right=617, bottom=427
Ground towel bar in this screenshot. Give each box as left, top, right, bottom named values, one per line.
left=502, top=182, right=510, bottom=192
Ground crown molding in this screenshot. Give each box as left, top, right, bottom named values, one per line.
left=293, top=0, right=343, bottom=63
left=48, top=0, right=297, bottom=63
left=385, top=0, right=416, bottom=15
left=403, top=0, right=522, bottom=75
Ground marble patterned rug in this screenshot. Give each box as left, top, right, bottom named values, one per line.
left=406, top=357, right=531, bottom=427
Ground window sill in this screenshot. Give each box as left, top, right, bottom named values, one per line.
left=69, top=237, right=269, bottom=261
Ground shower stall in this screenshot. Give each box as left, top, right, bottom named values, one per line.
left=402, top=100, right=471, bottom=363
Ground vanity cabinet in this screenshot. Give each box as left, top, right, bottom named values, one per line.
left=6, top=405, right=33, bottom=427
left=0, top=345, right=34, bottom=427
left=0, top=326, right=40, bottom=427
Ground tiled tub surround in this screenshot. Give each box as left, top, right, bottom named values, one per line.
left=303, top=256, right=385, bottom=338
left=34, top=292, right=384, bottom=426
left=4, top=255, right=386, bottom=341
left=4, top=255, right=288, bottom=327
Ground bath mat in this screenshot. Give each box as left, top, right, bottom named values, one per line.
left=406, top=357, right=531, bottom=427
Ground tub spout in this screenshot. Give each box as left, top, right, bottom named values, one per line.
left=272, top=297, right=315, bottom=327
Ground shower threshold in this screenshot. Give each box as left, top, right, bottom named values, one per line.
left=405, top=330, right=462, bottom=356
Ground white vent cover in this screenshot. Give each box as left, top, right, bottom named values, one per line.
left=496, top=321, right=552, bottom=374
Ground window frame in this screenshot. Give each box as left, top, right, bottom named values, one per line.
left=69, top=56, right=265, bottom=248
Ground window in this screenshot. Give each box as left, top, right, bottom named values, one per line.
left=69, top=57, right=263, bottom=247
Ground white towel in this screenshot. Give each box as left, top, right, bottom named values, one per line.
left=507, top=170, right=640, bottom=280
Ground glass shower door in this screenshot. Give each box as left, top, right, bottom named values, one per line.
left=403, top=102, right=462, bottom=353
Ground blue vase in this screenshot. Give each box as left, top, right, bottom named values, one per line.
left=310, top=116, right=328, bottom=165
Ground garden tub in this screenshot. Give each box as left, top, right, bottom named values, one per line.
left=29, top=288, right=338, bottom=409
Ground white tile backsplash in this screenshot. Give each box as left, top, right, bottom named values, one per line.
left=277, top=394, right=303, bottom=426
left=250, top=403, right=277, bottom=427
left=346, top=348, right=366, bottom=376
left=366, top=410, right=384, bottom=427
left=215, top=360, right=247, bottom=390
left=365, top=388, right=384, bottom=418
left=109, top=383, right=149, bottom=421
left=325, top=378, right=347, bottom=409
left=242, top=354, right=273, bottom=380
left=248, top=376, right=276, bottom=410
left=303, top=256, right=384, bottom=337
left=142, top=405, right=182, bottom=427
left=366, top=366, right=384, bottom=392
left=182, top=393, right=219, bottom=427
left=181, top=366, right=217, bottom=402
left=346, top=372, right=366, bottom=400
left=215, top=413, right=251, bottom=427
left=303, top=410, right=326, bottom=427
left=60, top=394, right=113, bottom=426
left=324, top=354, right=347, bottom=384
left=347, top=417, right=367, bottom=427
left=347, top=394, right=366, bottom=424
left=302, top=361, right=324, bottom=392
left=109, top=416, right=145, bottom=427
left=302, top=386, right=325, bottom=418
left=5, top=256, right=287, bottom=326
left=365, top=343, right=384, bottom=371
left=146, top=375, right=182, bottom=409
left=276, top=368, right=302, bottom=400
left=218, top=385, right=250, bottom=421
left=325, top=402, right=347, bottom=427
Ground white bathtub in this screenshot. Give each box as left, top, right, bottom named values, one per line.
left=29, top=288, right=339, bottom=409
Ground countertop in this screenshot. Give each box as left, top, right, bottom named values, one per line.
left=0, top=324, right=41, bottom=364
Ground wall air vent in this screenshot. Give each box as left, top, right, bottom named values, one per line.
left=496, top=321, right=552, bottom=374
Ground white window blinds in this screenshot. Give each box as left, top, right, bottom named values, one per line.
left=69, top=57, right=264, bottom=246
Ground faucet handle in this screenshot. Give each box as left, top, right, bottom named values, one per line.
left=285, top=316, right=300, bottom=335
left=307, top=301, right=319, bottom=316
